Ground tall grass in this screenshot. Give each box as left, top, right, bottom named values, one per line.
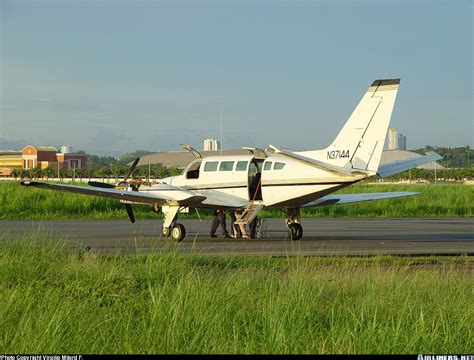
left=1, top=235, right=472, bottom=354
left=1, top=181, right=472, bottom=219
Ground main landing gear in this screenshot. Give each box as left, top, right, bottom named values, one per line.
left=285, top=207, right=303, bottom=241
left=161, top=205, right=186, bottom=242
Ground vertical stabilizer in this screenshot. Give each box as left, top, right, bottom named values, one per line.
left=301, top=79, right=400, bottom=173
left=328, top=79, right=400, bottom=171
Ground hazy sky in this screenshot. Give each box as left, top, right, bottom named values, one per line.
left=1, top=0, right=472, bottom=156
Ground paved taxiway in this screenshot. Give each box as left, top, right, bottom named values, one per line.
left=1, top=218, right=473, bottom=256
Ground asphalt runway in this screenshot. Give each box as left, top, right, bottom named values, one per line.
left=1, top=218, right=473, bottom=256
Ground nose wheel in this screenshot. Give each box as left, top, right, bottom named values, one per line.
left=162, top=223, right=186, bottom=242
left=287, top=223, right=303, bottom=240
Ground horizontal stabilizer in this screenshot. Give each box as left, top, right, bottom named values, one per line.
left=377, top=152, right=442, bottom=178
left=302, top=191, right=420, bottom=207
left=269, top=145, right=355, bottom=177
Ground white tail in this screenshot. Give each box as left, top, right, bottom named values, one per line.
left=300, top=79, right=400, bottom=172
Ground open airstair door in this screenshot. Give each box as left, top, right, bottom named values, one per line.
left=234, top=201, right=264, bottom=226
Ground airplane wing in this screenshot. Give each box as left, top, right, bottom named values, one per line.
left=377, top=152, right=442, bottom=178
left=20, top=181, right=206, bottom=206
left=200, top=191, right=249, bottom=208
left=302, top=191, right=420, bottom=207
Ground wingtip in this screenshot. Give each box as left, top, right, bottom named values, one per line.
left=425, top=151, right=443, bottom=161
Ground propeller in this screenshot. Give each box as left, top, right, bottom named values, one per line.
left=88, top=157, right=140, bottom=189
left=88, top=157, right=141, bottom=223
left=123, top=203, right=135, bottom=223
left=124, top=157, right=140, bottom=182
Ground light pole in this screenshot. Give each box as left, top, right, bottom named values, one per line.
left=466, top=148, right=471, bottom=170
left=220, top=101, right=223, bottom=157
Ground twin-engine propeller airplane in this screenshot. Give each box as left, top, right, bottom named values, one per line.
left=21, top=79, right=441, bottom=241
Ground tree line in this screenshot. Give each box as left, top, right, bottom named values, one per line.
left=11, top=163, right=182, bottom=182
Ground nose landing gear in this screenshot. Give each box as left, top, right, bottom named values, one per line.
left=161, top=205, right=186, bottom=242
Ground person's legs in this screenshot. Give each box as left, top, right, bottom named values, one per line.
left=229, top=211, right=237, bottom=237
left=239, top=223, right=248, bottom=238
left=218, top=211, right=230, bottom=237
left=210, top=214, right=219, bottom=237
left=249, top=218, right=257, bottom=239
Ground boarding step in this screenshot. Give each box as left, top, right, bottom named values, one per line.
left=234, top=201, right=264, bottom=225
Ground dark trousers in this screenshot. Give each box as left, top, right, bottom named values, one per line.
left=210, top=211, right=229, bottom=236
left=249, top=218, right=257, bottom=239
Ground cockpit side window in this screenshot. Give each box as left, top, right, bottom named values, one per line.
left=186, top=161, right=202, bottom=179
left=274, top=162, right=286, bottom=170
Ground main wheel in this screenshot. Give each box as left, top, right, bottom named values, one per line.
left=171, top=223, right=186, bottom=242
left=288, top=223, right=303, bottom=240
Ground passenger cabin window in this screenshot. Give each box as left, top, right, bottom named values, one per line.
left=274, top=162, right=286, bottom=170
left=263, top=161, right=273, bottom=171
left=204, top=162, right=218, bottom=171
left=219, top=161, right=234, bottom=171
left=236, top=161, right=248, bottom=171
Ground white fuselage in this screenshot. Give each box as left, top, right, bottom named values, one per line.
left=163, top=154, right=366, bottom=209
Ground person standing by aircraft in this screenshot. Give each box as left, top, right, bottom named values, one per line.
left=229, top=209, right=240, bottom=238
left=249, top=217, right=257, bottom=239
left=235, top=209, right=248, bottom=239
left=210, top=210, right=230, bottom=238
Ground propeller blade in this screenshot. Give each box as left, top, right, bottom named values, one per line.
left=123, top=203, right=135, bottom=223
left=124, top=157, right=140, bottom=182
left=88, top=181, right=115, bottom=189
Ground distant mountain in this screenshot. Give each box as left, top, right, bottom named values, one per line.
left=118, top=150, right=155, bottom=164
left=0, top=138, right=29, bottom=150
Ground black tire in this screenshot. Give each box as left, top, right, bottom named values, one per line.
left=288, top=223, right=303, bottom=240
left=171, top=223, right=186, bottom=242
left=294, top=223, right=303, bottom=240
left=288, top=224, right=297, bottom=240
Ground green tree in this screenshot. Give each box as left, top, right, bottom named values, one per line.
left=44, top=167, right=55, bottom=180
left=12, top=168, right=21, bottom=180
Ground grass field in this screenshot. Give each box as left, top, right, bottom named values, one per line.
left=0, top=235, right=472, bottom=354
left=1, top=181, right=472, bottom=220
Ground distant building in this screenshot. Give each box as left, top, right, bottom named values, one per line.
left=397, top=133, right=407, bottom=150
left=0, top=145, right=87, bottom=176
left=0, top=151, right=23, bottom=176
left=387, top=128, right=407, bottom=150
left=136, top=149, right=249, bottom=169
left=203, top=139, right=220, bottom=151
left=61, top=145, right=71, bottom=154
left=381, top=149, right=444, bottom=170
